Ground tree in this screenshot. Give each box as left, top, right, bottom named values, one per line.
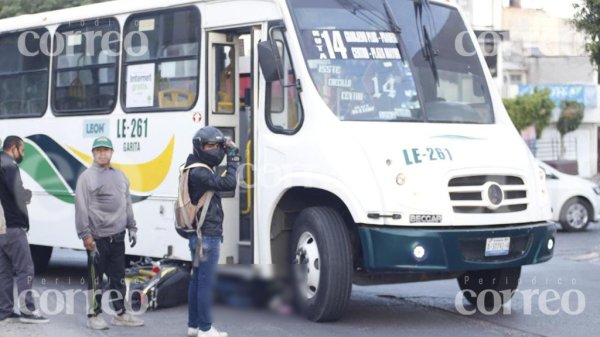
left=556, top=100, right=584, bottom=159
left=503, top=88, right=555, bottom=139
left=0, top=0, right=109, bottom=19
left=572, top=0, right=600, bottom=84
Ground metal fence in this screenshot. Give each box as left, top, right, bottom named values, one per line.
left=526, top=138, right=577, bottom=161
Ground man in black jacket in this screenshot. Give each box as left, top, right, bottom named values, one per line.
left=186, top=127, right=239, bottom=337
left=0, top=136, right=48, bottom=324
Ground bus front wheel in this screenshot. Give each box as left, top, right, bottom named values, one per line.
left=457, top=267, right=521, bottom=310
left=291, top=207, right=352, bottom=322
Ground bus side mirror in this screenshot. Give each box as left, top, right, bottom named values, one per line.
left=258, top=40, right=283, bottom=82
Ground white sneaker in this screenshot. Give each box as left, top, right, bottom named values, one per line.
left=87, top=315, right=109, bottom=330
left=188, top=327, right=199, bottom=337
left=197, top=326, right=228, bottom=337
left=111, top=312, right=144, bottom=327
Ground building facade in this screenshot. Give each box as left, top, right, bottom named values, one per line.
left=450, top=0, right=600, bottom=177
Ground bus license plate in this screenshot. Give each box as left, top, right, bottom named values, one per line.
left=485, top=237, right=511, bottom=257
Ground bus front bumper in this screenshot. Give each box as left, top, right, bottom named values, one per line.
left=357, top=222, right=556, bottom=272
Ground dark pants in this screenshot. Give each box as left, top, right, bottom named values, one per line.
left=0, top=227, right=36, bottom=319
left=188, top=235, right=221, bottom=332
left=87, top=231, right=126, bottom=317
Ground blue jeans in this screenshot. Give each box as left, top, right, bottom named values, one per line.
left=188, top=235, right=221, bottom=332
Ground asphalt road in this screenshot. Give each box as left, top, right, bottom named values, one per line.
left=1, top=222, right=598, bottom=337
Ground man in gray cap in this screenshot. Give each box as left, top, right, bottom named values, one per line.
left=75, top=137, right=143, bottom=330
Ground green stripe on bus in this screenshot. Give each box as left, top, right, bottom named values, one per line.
left=20, top=142, right=74, bottom=204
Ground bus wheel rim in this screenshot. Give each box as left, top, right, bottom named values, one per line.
left=295, top=231, right=321, bottom=300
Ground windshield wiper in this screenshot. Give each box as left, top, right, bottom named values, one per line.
left=334, top=0, right=408, bottom=62
left=415, top=0, right=439, bottom=84
left=382, top=0, right=407, bottom=62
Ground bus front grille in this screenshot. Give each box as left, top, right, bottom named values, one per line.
left=448, top=175, right=528, bottom=214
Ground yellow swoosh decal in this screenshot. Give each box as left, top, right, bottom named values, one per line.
left=68, top=136, right=174, bottom=193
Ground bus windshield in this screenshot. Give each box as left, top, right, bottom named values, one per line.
left=288, top=0, right=494, bottom=124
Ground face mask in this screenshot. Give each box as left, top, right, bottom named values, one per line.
left=12, top=148, right=24, bottom=164
left=199, top=147, right=225, bottom=167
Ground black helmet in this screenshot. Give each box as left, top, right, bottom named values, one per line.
left=193, top=126, right=225, bottom=167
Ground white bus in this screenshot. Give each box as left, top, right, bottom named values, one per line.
left=0, top=0, right=555, bottom=321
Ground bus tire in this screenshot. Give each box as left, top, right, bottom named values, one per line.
left=291, top=207, right=352, bottom=322
left=457, top=267, right=521, bottom=310
left=30, top=245, right=53, bottom=274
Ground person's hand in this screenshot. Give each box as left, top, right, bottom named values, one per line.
left=128, top=230, right=137, bottom=248
left=224, top=138, right=239, bottom=158
left=83, top=237, right=96, bottom=251
left=24, top=189, right=32, bottom=204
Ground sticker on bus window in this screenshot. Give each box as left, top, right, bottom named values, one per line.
left=67, top=33, right=82, bottom=46
left=303, top=30, right=402, bottom=61
left=126, top=63, right=155, bottom=108
left=350, top=104, right=375, bottom=115
left=138, top=19, right=155, bottom=32
left=327, top=78, right=352, bottom=88
left=340, top=91, right=364, bottom=101
left=379, top=109, right=411, bottom=119
left=317, top=64, right=341, bottom=74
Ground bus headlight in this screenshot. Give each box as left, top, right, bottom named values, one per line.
left=536, top=167, right=548, bottom=199
left=537, top=167, right=546, bottom=183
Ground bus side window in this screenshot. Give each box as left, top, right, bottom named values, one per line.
left=52, top=18, right=119, bottom=115
left=266, top=28, right=303, bottom=133
left=0, top=29, right=49, bottom=118
left=122, top=7, right=200, bottom=112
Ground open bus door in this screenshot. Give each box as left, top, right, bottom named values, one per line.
left=206, top=28, right=259, bottom=264
left=207, top=31, right=241, bottom=264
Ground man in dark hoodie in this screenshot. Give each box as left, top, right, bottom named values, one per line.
left=0, top=136, right=48, bottom=324
left=185, top=126, right=239, bottom=337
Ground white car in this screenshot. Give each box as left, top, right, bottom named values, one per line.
left=539, top=161, right=600, bottom=231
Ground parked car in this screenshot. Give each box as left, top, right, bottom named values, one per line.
left=539, top=161, right=600, bottom=231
